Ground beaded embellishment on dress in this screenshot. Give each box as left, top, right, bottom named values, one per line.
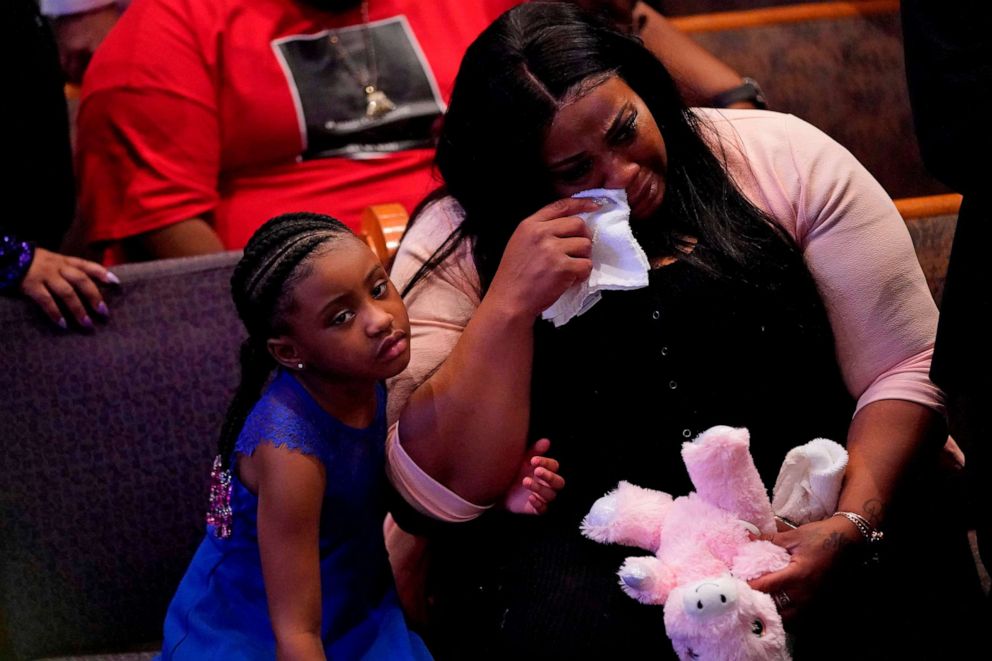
left=206, top=455, right=233, bottom=539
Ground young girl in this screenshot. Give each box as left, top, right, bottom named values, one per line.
left=159, top=213, right=561, bottom=659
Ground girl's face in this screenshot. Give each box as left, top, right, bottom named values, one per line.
left=270, top=238, right=411, bottom=383
left=541, top=75, right=667, bottom=222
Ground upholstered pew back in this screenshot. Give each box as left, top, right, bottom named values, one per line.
left=671, top=1, right=945, bottom=199
left=0, top=252, right=243, bottom=659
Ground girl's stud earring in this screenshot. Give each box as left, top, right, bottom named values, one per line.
left=297, top=362, right=304, bottom=370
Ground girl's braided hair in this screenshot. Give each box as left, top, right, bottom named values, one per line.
left=218, top=212, right=352, bottom=470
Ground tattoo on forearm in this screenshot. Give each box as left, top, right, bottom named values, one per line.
left=863, top=499, right=884, bottom=527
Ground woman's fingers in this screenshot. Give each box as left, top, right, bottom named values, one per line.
left=45, top=278, right=93, bottom=329
left=563, top=256, right=594, bottom=284
left=557, top=236, right=593, bottom=259
left=491, top=199, right=603, bottom=317
left=748, top=563, right=803, bottom=622
left=20, top=282, right=67, bottom=328
left=749, top=518, right=859, bottom=623
left=529, top=197, right=601, bottom=225
left=60, top=265, right=109, bottom=318
left=19, top=248, right=118, bottom=330
left=67, top=255, right=120, bottom=286
left=546, top=214, right=593, bottom=240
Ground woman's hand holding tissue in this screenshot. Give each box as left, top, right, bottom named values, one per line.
left=487, top=197, right=598, bottom=319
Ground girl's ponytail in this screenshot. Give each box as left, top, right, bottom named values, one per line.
left=207, top=212, right=351, bottom=538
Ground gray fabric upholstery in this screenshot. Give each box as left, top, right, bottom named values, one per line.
left=906, top=213, right=958, bottom=307
left=0, top=252, right=245, bottom=660
left=690, top=12, right=947, bottom=199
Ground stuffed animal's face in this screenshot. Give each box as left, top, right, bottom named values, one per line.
left=664, top=576, right=789, bottom=661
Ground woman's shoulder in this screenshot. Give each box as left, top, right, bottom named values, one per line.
left=402, top=196, right=467, bottom=249
left=692, top=108, right=851, bottom=181
left=692, top=107, right=828, bottom=146
left=392, top=196, right=480, bottom=298
left=692, top=108, right=861, bottom=243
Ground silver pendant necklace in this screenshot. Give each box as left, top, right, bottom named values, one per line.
left=328, top=0, right=396, bottom=119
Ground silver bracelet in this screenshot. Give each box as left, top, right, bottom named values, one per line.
left=832, top=511, right=884, bottom=545
left=774, top=514, right=799, bottom=530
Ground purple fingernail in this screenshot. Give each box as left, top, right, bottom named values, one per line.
left=97, top=302, right=110, bottom=317
left=106, top=272, right=121, bottom=285
left=57, top=317, right=68, bottom=330
left=82, top=316, right=94, bottom=329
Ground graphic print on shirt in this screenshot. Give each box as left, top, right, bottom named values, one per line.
left=273, top=16, right=445, bottom=160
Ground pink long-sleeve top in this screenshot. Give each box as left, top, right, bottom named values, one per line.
left=386, top=109, right=943, bottom=519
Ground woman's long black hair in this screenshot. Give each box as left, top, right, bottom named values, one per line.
left=402, top=2, right=810, bottom=301
left=217, top=212, right=351, bottom=470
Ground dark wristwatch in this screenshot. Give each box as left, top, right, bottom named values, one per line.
left=711, top=77, right=768, bottom=110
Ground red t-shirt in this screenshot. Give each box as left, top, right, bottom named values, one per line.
left=78, top=0, right=518, bottom=257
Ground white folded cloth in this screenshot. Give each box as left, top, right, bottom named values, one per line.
left=771, top=438, right=848, bottom=525
left=541, top=189, right=650, bottom=327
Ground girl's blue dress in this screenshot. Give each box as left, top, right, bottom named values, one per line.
left=159, top=370, right=430, bottom=659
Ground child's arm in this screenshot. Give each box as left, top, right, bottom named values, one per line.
left=503, top=438, right=566, bottom=515
left=254, top=444, right=326, bottom=661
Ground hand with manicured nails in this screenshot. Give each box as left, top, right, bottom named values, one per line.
left=19, top=247, right=119, bottom=330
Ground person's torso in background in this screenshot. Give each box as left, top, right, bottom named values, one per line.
left=83, top=0, right=519, bottom=245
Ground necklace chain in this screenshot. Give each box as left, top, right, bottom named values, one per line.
left=328, top=0, right=396, bottom=118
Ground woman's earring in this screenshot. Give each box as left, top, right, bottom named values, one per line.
left=296, top=362, right=304, bottom=370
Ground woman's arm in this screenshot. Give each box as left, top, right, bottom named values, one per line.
left=76, top=0, right=222, bottom=259
left=254, top=444, right=326, bottom=660
left=838, top=398, right=945, bottom=528
left=634, top=3, right=755, bottom=107
left=395, top=197, right=597, bottom=504
left=713, top=111, right=948, bottom=615
left=565, top=2, right=756, bottom=107
left=750, top=398, right=945, bottom=618
left=122, top=217, right=225, bottom=260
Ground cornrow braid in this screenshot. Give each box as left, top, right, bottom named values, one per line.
left=207, top=212, right=351, bottom=538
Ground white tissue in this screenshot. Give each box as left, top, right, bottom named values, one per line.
left=771, top=438, right=848, bottom=525
left=541, top=189, right=650, bottom=327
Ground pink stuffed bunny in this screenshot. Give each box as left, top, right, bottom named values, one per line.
left=581, top=426, right=794, bottom=661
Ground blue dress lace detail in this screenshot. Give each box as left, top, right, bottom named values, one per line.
left=233, top=373, right=345, bottom=467
left=159, top=370, right=430, bottom=660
